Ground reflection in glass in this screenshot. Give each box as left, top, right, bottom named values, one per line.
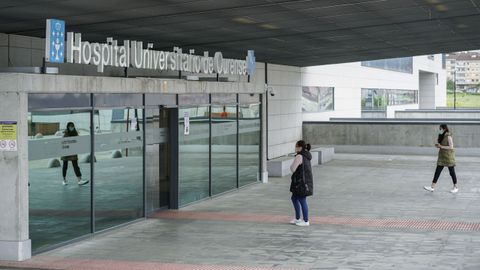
left=361, top=88, right=419, bottom=110
left=239, top=98, right=261, bottom=187
left=211, top=105, right=237, bottom=195
left=93, top=108, right=144, bottom=231
left=28, top=110, right=91, bottom=251
left=361, top=57, right=413, bottom=73
left=302, top=86, right=334, bottom=112
left=178, top=106, right=210, bottom=206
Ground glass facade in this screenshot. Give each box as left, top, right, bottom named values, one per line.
left=361, top=57, right=413, bottom=73
left=177, top=94, right=262, bottom=207
left=361, top=88, right=419, bottom=110
left=28, top=92, right=262, bottom=251
left=302, top=86, right=334, bottom=112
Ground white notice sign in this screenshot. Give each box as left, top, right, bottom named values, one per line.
left=184, top=112, right=190, bottom=135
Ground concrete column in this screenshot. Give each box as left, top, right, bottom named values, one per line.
left=0, top=92, right=31, bottom=261
left=419, top=71, right=436, bottom=109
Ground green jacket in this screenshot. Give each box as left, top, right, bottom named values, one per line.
left=437, top=132, right=455, bottom=167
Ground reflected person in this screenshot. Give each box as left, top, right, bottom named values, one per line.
left=61, top=122, right=89, bottom=186
left=424, top=124, right=458, bottom=193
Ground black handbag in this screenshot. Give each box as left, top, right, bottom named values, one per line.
left=291, top=156, right=309, bottom=197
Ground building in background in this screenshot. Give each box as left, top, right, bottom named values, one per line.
left=446, top=52, right=480, bottom=92
left=264, top=54, right=446, bottom=159
left=301, top=54, right=446, bottom=120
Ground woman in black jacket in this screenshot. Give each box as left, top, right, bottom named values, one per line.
left=289, top=140, right=314, bottom=227
left=61, top=122, right=89, bottom=186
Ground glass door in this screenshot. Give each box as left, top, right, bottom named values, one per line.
left=93, top=107, right=144, bottom=231
left=211, top=104, right=238, bottom=195
left=145, top=107, right=170, bottom=214
left=178, top=105, right=210, bottom=206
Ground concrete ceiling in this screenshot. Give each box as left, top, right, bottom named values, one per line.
left=1, top=0, right=480, bottom=66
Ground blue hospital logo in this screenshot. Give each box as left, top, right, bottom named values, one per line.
left=246, top=50, right=256, bottom=75
left=46, top=19, right=65, bottom=63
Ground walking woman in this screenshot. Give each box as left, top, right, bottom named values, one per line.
left=424, top=124, right=458, bottom=193
left=289, top=140, right=314, bottom=226
left=61, top=122, right=89, bottom=186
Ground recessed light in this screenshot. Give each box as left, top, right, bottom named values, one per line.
left=260, top=24, right=280, bottom=30
left=232, top=17, right=256, bottom=24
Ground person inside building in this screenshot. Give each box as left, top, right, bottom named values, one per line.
left=289, top=140, right=314, bottom=227
left=61, top=122, right=89, bottom=186
left=424, top=124, right=458, bottom=193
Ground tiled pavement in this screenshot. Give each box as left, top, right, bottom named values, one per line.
left=2, top=154, right=480, bottom=270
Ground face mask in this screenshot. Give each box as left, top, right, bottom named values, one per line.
left=438, top=129, right=444, bottom=135
left=68, top=127, right=74, bottom=132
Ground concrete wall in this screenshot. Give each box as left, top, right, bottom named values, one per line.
left=386, top=104, right=419, bottom=118
left=0, top=34, right=44, bottom=68
left=303, top=121, right=480, bottom=155
left=250, top=63, right=302, bottom=159
left=266, top=64, right=302, bottom=159
left=361, top=111, right=386, bottom=118
left=396, top=110, right=480, bottom=119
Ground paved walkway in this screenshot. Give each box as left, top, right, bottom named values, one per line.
left=2, top=154, right=480, bottom=270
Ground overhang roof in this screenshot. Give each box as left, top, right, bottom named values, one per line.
left=1, top=0, right=480, bottom=66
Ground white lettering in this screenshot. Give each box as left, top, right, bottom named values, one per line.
left=92, top=43, right=101, bottom=66
left=66, top=32, right=82, bottom=63
left=159, top=51, right=165, bottom=70
left=62, top=31, right=253, bottom=75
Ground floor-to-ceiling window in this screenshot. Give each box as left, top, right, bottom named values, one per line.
left=211, top=94, right=238, bottom=195
left=178, top=94, right=210, bottom=206
left=93, top=94, right=144, bottom=231
left=238, top=94, right=261, bottom=187
left=28, top=94, right=92, bottom=251
left=28, top=93, right=145, bottom=252
left=177, top=93, right=262, bottom=205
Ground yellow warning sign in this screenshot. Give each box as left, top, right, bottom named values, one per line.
left=0, top=121, right=17, bottom=151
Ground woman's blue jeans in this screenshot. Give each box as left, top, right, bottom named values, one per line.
left=291, top=195, right=309, bottom=222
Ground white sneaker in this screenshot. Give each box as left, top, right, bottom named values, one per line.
left=424, top=186, right=434, bottom=192
left=296, top=221, right=310, bottom=227
left=290, top=219, right=301, bottom=225
left=62, top=180, right=68, bottom=186
left=77, top=180, right=89, bottom=186
left=450, top=187, right=459, bottom=194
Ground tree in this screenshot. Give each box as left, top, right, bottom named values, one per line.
left=447, top=80, right=455, bottom=91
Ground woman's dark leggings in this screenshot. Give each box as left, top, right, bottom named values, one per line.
left=433, top=165, right=457, bottom=185
left=291, top=195, right=309, bottom=222
left=63, top=160, right=82, bottom=178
